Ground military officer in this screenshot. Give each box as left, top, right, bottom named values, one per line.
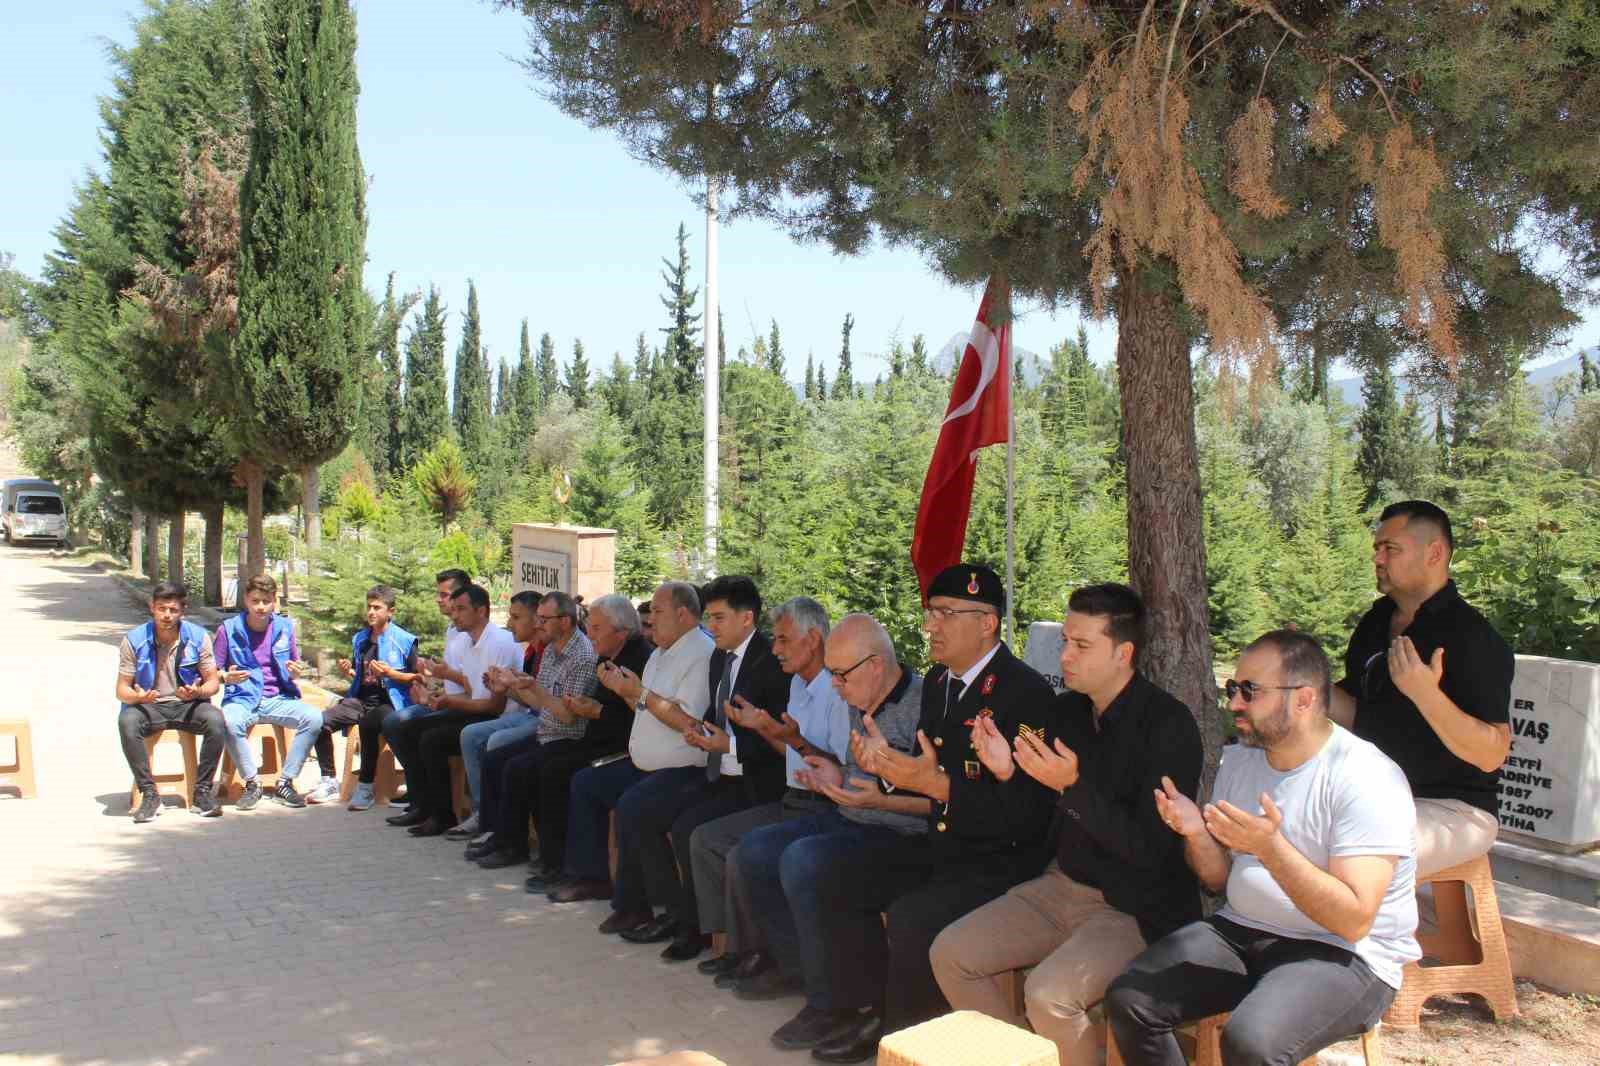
left=814, top=563, right=1060, bottom=1063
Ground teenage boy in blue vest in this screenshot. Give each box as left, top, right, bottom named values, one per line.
left=117, top=581, right=228, bottom=823
left=309, top=584, right=421, bottom=809
left=215, top=573, right=323, bottom=809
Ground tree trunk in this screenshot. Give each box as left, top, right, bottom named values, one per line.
left=245, top=462, right=266, bottom=579
left=167, top=512, right=185, bottom=586
left=1115, top=267, right=1222, bottom=791
left=144, top=514, right=161, bottom=580
left=302, top=463, right=321, bottom=555
left=129, top=508, right=145, bottom=576
left=203, top=503, right=224, bottom=607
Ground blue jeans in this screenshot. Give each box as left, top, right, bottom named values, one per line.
left=736, top=811, right=929, bottom=1009
left=565, top=757, right=649, bottom=899
left=223, top=695, right=323, bottom=780
left=459, top=709, right=538, bottom=812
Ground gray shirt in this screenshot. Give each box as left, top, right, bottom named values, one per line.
left=534, top=628, right=599, bottom=743
left=1216, top=724, right=1421, bottom=989
left=841, top=669, right=927, bottom=835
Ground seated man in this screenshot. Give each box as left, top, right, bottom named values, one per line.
left=446, top=590, right=559, bottom=840
left=309, top=584, right=419, bottom=809
left=462, top=590, right=597, bottom=862
left=1329, top=500, right=1512, bottom=877
left=216, top=574, right=322, bottom=809
left=384, top=582, right=521, bottom=836
left=1106, top=630, right=1420, bottom=1066
left=614, top=574, right=793, bottom=960
left=728, top=613, right=931, bottom=1056
left=690, top=595, right=850, bottom=979
left=931, top=584, right=1203, bottom=1065
left=117, top=580, right=227, bottom=822
left=546, top=581, right=714, bottom=931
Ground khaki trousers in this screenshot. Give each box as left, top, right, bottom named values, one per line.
left=929, top=862, right=1145, bottom=1066
left=1416, top=797, right=1499, bottom=877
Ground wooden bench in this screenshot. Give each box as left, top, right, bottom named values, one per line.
left=218, top=722, right=290, bottom=799
left=1384, top=854, right=1518, bottom=1027
left=0, top=718, right=37, bottom=798
left=128, top=729, right=198, bottom=810
left=879, top=1010, right=1057, bottom=1066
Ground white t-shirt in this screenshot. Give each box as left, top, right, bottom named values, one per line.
left=1216, top=724, right=1421, bottom=989
left=441, top=625, right=470, bottom=696
left=631, top=626, right=715, bottom=771
left=447, top=621, right=522, bottom=701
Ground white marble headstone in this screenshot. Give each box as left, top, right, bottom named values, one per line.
left=1500, top=655, right=1600, bottom=852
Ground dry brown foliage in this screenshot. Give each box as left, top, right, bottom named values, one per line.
left=126, top=129, right=247, bottom=346
left=1225, top=98, right=1289, bottom=219
left=1374, top=124, right=1458, bottom=361
left=1306, top=81, right=1347, bottom=151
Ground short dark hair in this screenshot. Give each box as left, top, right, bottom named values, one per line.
left=637, top=600, right=652, bottom=616
left=435, top=568, right=471, bottom=589
left=1380, top=499, right=1454, bottom=554
left=451, top=583, right=491, bottom=612
left=1067, top=583, right=1146, bottom=654
left=1244, top=629, right=1331, bottom=710
left=702, top=575, right=761, bottom=618
left=366, top=585, right=396, bottom=610
left=150, top=580, right=188, bottom=605
left=509, top=590, right=541, bottom=611
left=245, top=574, right=278, bottom=599
left=542, top=590, right=579, bottom=622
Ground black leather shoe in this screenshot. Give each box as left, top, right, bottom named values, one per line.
left=660, top=931, right=710, bottom=962
left=407, top=817, right=451, bottom=837
left=697, top=952, right=740, bottom=977
left=525, top=869, right=569, bottom=894
left=734, top=967, right=804, bottom=1002
left=597, top=908, right=654, bottom=935
left=476, top=849, right=530, bottom=870
left=772, top=1006, right=861, bottom=1052
left=464, top=837, right=502, bottom=860
left=386, top=809, right=428, bottom=827
left=549, top=878, right=612, bottom=903
left=618, top=915, right=678, bottom=944
left=810, top=1011, right=882, bottom=1063
left=717, top=948, right=775, bottom=989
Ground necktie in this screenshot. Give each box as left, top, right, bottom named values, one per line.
left=707, top=653, right=737, bottom=782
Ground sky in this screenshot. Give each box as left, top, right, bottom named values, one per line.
left=1, top=1, right=1593, bottom=386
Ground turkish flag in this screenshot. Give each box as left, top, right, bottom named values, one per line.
left=910, top=278, right=1011, bottom=594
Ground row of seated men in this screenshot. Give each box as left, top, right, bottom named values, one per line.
left=113, top=499, right=1513, bottom=1066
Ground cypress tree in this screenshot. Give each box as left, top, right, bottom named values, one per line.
left=373, top=273, right=418, bottom=481
left=536, top=331, right=560, bottom=407
left=400, top=287, right=448, bottom=470
left=234, top=0, right=366, bottom=562
left=766, top=319, right=785, bottom=378
left=565, top=337, right=590, bottom=408
left=495, top=359, right=512, bottom=418
left=909, top=335, right=929, bottom=376
left=513, top=319, right=540, bottom=430
left=1355, top=358, right=1402, bottom=507
left=1581, top=352, right=1596, bottom=393
left=804, top=354, right=815, bottom=399
left=832, top=313, right=854, bottom=399
left=816, top=361, right=828, bottom=400
left=659, top=223, right=701, bottom=395
left=452, top=280, right=491, bottom=471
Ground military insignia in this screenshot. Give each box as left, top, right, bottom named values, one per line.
left=962, top=708, right=995, bottom=728
left=1017, top=723, right=1046, bottom=747
left=964, top=760, right=981, bottom=780
left=933, top=736, right=944, bottom=748
left=981, top=674, right=996, bottom=696
left=967, top=572, right=981, bottom=594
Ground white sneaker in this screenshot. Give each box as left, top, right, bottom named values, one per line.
left=347, top=782, right=376, bottom=811
left=306, top=777, right=340, bottom=805
left=445, top=812, right=481, bottom=839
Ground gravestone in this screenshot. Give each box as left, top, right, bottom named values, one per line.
left=510, top=523, right=616, bottom=603
left=1022, top=622, right=1067, bottom=694
left=1499, top=654, right=1600, bottom=853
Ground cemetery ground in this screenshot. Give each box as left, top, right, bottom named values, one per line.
left=0, top=543, right=1596, bottom=1066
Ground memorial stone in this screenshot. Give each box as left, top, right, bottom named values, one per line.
left=1499, top=655, right=1600, bottom=853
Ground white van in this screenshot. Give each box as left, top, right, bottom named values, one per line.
left=2, top=478, right=67, bottom=547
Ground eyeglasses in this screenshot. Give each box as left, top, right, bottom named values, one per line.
left=535, top=613, right=562, bottom=623
left=1223, top=679, right=1301, bottom=703
left=923, top=606, right=991, bottom=623
left=829, top=653, right=879, bottom=682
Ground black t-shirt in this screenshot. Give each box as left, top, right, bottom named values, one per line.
left=1337, top=581, right=1512, bottom=813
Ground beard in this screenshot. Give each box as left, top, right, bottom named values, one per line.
left=1236, top=701, right=1294, bottom=749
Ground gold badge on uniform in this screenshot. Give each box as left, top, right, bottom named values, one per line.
left=1017, top=723, right=1047, bottom=746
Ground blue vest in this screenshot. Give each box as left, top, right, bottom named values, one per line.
left=127, top=620, right=208, bottom=693
left=350, top=622, right=417, bottom=712
left=221, top=613, right=300, bottom=708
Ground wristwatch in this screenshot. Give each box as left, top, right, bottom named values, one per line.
left=634, top=691, right=650, bottom=715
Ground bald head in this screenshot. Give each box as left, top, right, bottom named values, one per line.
left=830, top=613, right=897, bottom=666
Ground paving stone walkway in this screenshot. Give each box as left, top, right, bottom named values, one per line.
left=0, top=546, right=802, bottom=1066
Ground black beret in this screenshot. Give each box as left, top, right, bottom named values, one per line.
left=926, top=563, right=1005, bottom=615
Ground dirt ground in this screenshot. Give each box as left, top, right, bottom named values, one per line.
left=1320, top=981, right=1600, bottom=1066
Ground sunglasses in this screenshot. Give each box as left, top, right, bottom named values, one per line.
left=1223, top=679, right=1301, bottom=703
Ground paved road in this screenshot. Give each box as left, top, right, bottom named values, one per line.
left=0, top=544, right=800, bottom=1066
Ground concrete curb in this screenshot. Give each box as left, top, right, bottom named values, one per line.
left=90, top=558, right=233, bottom=626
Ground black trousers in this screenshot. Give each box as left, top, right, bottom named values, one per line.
left=882, top=858, right=1046, bottom=1031
left=480, top=731, right=542, bottom=848
left=526, top=740, right=619, bottom=873
left=313, top=695, right=387, bottom=781
left=118, top=699, right=227, bottom=793
left=388, top=712, right=489, bottom=824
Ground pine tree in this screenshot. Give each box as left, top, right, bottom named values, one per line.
left=803, top=354, right=815, bottom=399
left=1355, top=358, right=1402, bottom=507
left=832, top=312, right=854, bottom=399
left=659, top=223, right=701, bottom=395
left=452, top=281, right=492, bottom=472
left=536, top=331, right=560, bottom=407
left=513, top=319, right=540, bottom=429
left=495, top=360, right=512, bottom=417
left=766, top=318, right=786, bottom=378
left=565, top=338, right=590, bottom=408
left=909, top=334, right=929, bottom=377
left=633, top=332, right=654, bottom=400
left=399, top=287, right=449, bottom=470
left=234, top=0, right=366, bottom=561
left=816, top=361, right=828, bottom=400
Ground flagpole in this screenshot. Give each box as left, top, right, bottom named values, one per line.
left=1004, top=287, right=1016, bottom=648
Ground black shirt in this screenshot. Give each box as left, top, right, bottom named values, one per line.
left=1052, top=672, right=1204, bottom=945
left=1337, top=580, right=1512, bottom=814
left=589, top=633, right=654, bottom=751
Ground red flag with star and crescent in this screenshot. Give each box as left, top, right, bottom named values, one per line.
left=910, top=278, right=1011, bottom=594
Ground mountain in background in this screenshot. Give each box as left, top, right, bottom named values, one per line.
left=933, top=332, right=1047, bottom=385
left=1330, top=349, right=1593, bottom=409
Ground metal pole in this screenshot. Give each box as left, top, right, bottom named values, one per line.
left=1004, top=286, right=1017, bottom=647
left=702, top=83, right=720, bottom=578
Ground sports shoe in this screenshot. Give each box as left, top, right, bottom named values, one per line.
left=348, top=782, right=377, bottom=811
left=306, top=777, right=340, bottom=804
left=191, top=786, right=223, bottom=818
left=444, top=812, right=481, bottom=839
left=132, top=789, right=162, bottom=823
left=236, top=779, right=264, bottom=811
left=273, top=779, right=306, bottom=808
